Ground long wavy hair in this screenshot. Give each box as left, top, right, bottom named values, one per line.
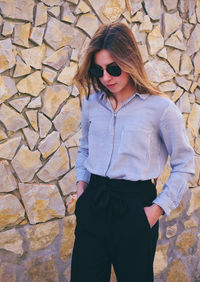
left=74, top=22, right=163, bottom=99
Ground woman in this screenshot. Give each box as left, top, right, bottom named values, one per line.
left=70, top=23, right=195, bottom=282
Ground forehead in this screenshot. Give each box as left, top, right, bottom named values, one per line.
left=94, top=49, right=115, bottom=66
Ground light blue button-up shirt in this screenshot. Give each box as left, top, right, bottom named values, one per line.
left=75, top=91, right=195, bottom=215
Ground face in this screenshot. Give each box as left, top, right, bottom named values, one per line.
left=94, top=49, right=135, bottom=97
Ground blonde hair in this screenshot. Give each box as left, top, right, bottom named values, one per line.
left=74, top=22, right=163, bottom=99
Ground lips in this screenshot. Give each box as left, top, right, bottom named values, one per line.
left=106, top=83, right=116, bottom=88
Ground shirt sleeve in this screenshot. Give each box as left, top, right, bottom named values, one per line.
left=152, top=102, right=195, bottom=216
left=75, top=98, right=91, bottom=183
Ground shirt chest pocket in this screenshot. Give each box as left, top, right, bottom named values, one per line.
left=118, top=128, right=151, bottom=161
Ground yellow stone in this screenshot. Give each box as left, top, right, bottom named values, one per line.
left=55, top=61, right=77, bottom=85
left=167, top=258, right=190, bottom=282
left=147, top=25, right=164, bottom=55
left=60, top=215, right=76, bottom=261
left=13, top=23, right=31, bottom=48
left=187, top=103, right=200, bottom=137
left=59, top=168, right=77, bottom=196
left=13, top=55, right=31, bottom=77
left=0, top=228, right=23, bottom=255
left=187, top=186, right=200, bottom=215
left=189, top=156, right=200, bottom=187
left=176, top=231, right=195, bottom=254
left=166, top=224, right=177, bottom=238
left=69, top=147, right=78, bottom=168
left=154, top=243, right=169, bottom=275
left=20, top=44, right=46, bottom=70
left=180, top=52, right=193, bottom=75
left=0, top=128, right=7, bottom=141
left=66, top=194, right=77, bottom=214
left=166, top=200, right=185, bottom=221
left=197, top=234, right=200, bottom=254
left=167, top=48, right=181, bottom=73
left=25, top=110, right=38, bottom=131
left=76, top=1, right=90, bottom=14
left=0, top=136, right=21, bottom=160
left=103, top=0, right=125, bottom=22
left=184, top=217, right=198, bottom=229
left=35, top=2, right=47, bottom=27
left=194, top=51, right=200, bottom=75
left=171, top=87, right=184, bottom=102
left=194, top=137, right=200, bottom=154
left=76, top=14, right=99, bottom=38
left=139, top=15, right=153, bottom=32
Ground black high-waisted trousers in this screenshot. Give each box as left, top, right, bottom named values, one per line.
left=70, top=174, right=159, bottom=282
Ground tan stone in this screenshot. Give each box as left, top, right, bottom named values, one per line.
left=195, top=87, right=200, bottom=104
left=37, top=144, right=70, bottom=182
left=165, top=30, right=186, bottom=51
left=179, top=53, right=193, bottom=75
left=132, top=24, right=146, bottom=44
left=59, top=168, right=77, bottom=196
left=176, top=231, right=195, bottom=254
left=0, top=0, right=34, bottom=22
left=26, top=221, right=59, bottom=251
left=0, top=136, right=21, bottom=160
left=60, top=215, right=76, bottom=261
left=131, top=10, right=144, bottom=22
left=27, top=96, right=41, bottom=109
left=57, top=62, right=78, bottom=86
left=138, top=45, right=148, bottom=63
left=0, top=104, right=28, bottom=131
left=76, top=14, right=99, bottom=38
left=197, top=2, right=200, bottom=23
left=25, top=110, right=38, bottom=131
left=139, top=15, right=152, bottom=32
left=163, top=0, right=178, bottom=11
left=13, top=23, right=31, bottom=48
left=102, top=0, right=125, bottom=22
left=0, top=263, right=16, bottom=282
left=0, top=127, right=7, bottom=141
left=163, top=12, right=182, bottom=38
left=144, top=0, right=161, bottom=20
left=0, top=228, right=23, bottom=255
left=195, top=137, right=200, bottom=154
left=145, top=59, right=175, bottom=83
left=61, top=2, right=76, bottom=23
left=167, top=48, right=181, bottom=73
left=35, top=2, right=47, bottom=27
left=176, top=76, right=192, bottom=91
left=147, top=25, right=164, bottom=55
left=183, top=23, right=193, bottom=40
left=189, top=13, right=197, bottom=24
left=66, top=194, right=77, bottom=214
left=38, top=112, right=52, bottom=138
left=198, top=234, right=200, bottom=254
left=153, top=243, right=169, bottom=275
left=194, top=51, right=200, bottom=75
left=69, top=147, right=78, bottom=168
left=166, top=224, right=177, bottom=238
left=166, top=200, right=185, bottom=221
left=0, top=194, right=25, bottom=231
left=41, top=0, right=62, bottom=5
left=23, top=127, right=39, bottom=151
left=43, top=46, right=71, bottom=71
left=75, top=1, right=90, bottom=14
left=187, top=103, right=200, bottom=137
left=8, top=96, right=30, bottom=113
left=176, top=92, right=191, bottom=113
left=13, top=55, right=31, bottom=77
left=29, top=26, right=45, bottom=46
left=184, top=217, right=198, bottom=229
left=48, top=6, right=60, bottom=18
left=159, top=81, right=177, bottom=93
left=20, top=44, right=46, bottom=70
left=187, top=24, right=200, bottom=56
left=41, top=85, right=70, bottom=119
left=157, top=48, right=167, bottom=59
left=67, top=0, right=79, bottom=4
left=167, top=258, right=190, bottom=282
left=71, top=49, right=79, bottom=62
left=24, top=255, right=59, bottom=282
left=53, top=98, right=81, bottom=141
left=42, top=67, right=57, bottom=85
left=0, top=160, right=17, bottom=192
left=190, top=81, right=198, bottom=94
left=38, top=131, right=60, bottom=159
left=12, top=145, right=42, bottom=182
left=65, top=130, right=81, bottom=147
left=131, top=0, right=142, bottom=14
left=189, top=156, right=200, bottom=187
left=17, top=71, right=46, bottom=97
left=187, top=186, right=200, bottom=215
left=86, top=0, right=110, bottom=23
left=186, top=128, right=195, bottom=148
left=0, top=39, right=16, bottom=73
left=0, top=75, right=17, bottom=104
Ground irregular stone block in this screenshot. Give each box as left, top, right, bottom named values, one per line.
left=8, top=96, right=30, bottom=113
left=43, top=46, right=71, bottom=71
left=131, top=10, right=144, bottom=22
left=35, top=2, right=47, bottom=27
left=20, top=44, right=46, bottom=70
left=12, top=145, right=42, bottom=182
left=194, top=136, right=200, bottom=154
left=13, top=55, right=31, bottom=78
left=29, top=27, right=45, bottom=46
left=2, top=20, right=14, bottom=36
left=176, top=92, right=191, bottom=113
left=17, top=71, right=46, bottom=96
left=176, top=231, right=195, bottom=254
left=145, top=59, right=175, bottom=83
left=57, top=62, right=78, bottom=86
left=187, top=24, right=200, bottom=56
left=163, top=12, right=182, bottom=38
left=13, top=23, right=31, bottom=48
left=27, top=96, right=41, bottom=109
left=180, top=53, right=193, bottom=75
left=0, top=127, right=7, bottom=141
left=68, top=147, right=78, bottom=168
left=0, top=136, right=21, bottom=160
left=147, top=25, right=164, bottom=55
left=0, top=39, right=16, bottom=73
left=23, top=127, right=39, bottom=150
left=41, top=0, right=62, bottom=6
left=159, top=81, right=177, bottom=93
left=25, top=110, right=38, bottom=131
left=60, top=215, right=76, bottom=261
left=167, top=259, right=190, bottom=282
left=61, top=2, right=76, bottom=23
left=103, top=0, right=125, bottom=22
left=153, top=243, right=169, bottom=275
left=187, top=103, right=200, bottom=137
left=0, top=160, right=17, bottom=192
left=37, top=144, right=69, bottom=182
left=195, top=87, right=200, bottom=104
left=86, top=0, right=111, bottom=23
left=25, top=221, right=59, bottom=251
left=166, top=200, right=185, bottom=221
left=42, top=67, right=57, bottom=84
left=144, top=0, right=162, bottom=20
left=38, top=112, right=52, bottom=138
left=157, top=48, right=167, bottom=59
left=163, top=0, right=178, bottom=11
left=65, top=130, right=81, bottom=147
left=48, top=6, right=60, bottom=18
left=75, top=1, right=90, bottom=14
left=167, top=48, right=181, bottom=73
left=165, top=30, right=186, bottom=50
left=139, top=15, right=152, bottom=32
left=194, top=51, right=200, bottom=75
left=184, top=217, right=198, bottom=229
left=0, top=0, right=34, bottom=22
left=132, top=24, right=146, bottom=44
left=0, top=263, right=16, bottom=282
left=41, top=85, right=70, bottom=119
left=166, top=224, right=177, bottom=238
left=187, top=186, right=200, bottom=215
left=0, top=194, right=25, bottom=231
left=0, top=104, right=28, bottom=131
left=189, top=156, right=200, bottom=187
left=66, top=194, right=77, bottom=214
left=38, top=131, right=60, bottom=159
left=0, top=75, right=17, bottom=104
left=0, top=228, right=23, bottom=255
left=76, top=14, right=99, bottom=38
left=19, top=183, right=65, bottom=224
left=175, top=76, right=192, bottom=91
left=59, top=168, right=77, bottom=196
left=53, top=97, right=81, bottom=141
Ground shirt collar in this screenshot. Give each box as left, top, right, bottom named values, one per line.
left=98, top=91, right=149, bottom=102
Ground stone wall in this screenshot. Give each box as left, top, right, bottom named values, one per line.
left=0, top=0, right=199, bottom=281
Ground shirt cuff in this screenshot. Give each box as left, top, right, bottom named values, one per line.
left=76, top=169, right=91, bottom=184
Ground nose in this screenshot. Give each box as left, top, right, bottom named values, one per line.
left=102, top=69, right=112, bottom=82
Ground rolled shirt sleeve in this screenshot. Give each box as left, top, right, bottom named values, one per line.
left=152, top=102, right=195, bottom=215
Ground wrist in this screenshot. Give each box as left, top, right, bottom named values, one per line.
left=151, top=203, right=163, bottom=216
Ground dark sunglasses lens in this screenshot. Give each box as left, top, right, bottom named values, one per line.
left=90, top=67, right=103, bottom=78
left=107, top=65, right=121, bottom=76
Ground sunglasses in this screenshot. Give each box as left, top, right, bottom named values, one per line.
left=90, top=63, right=122, bottom=78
